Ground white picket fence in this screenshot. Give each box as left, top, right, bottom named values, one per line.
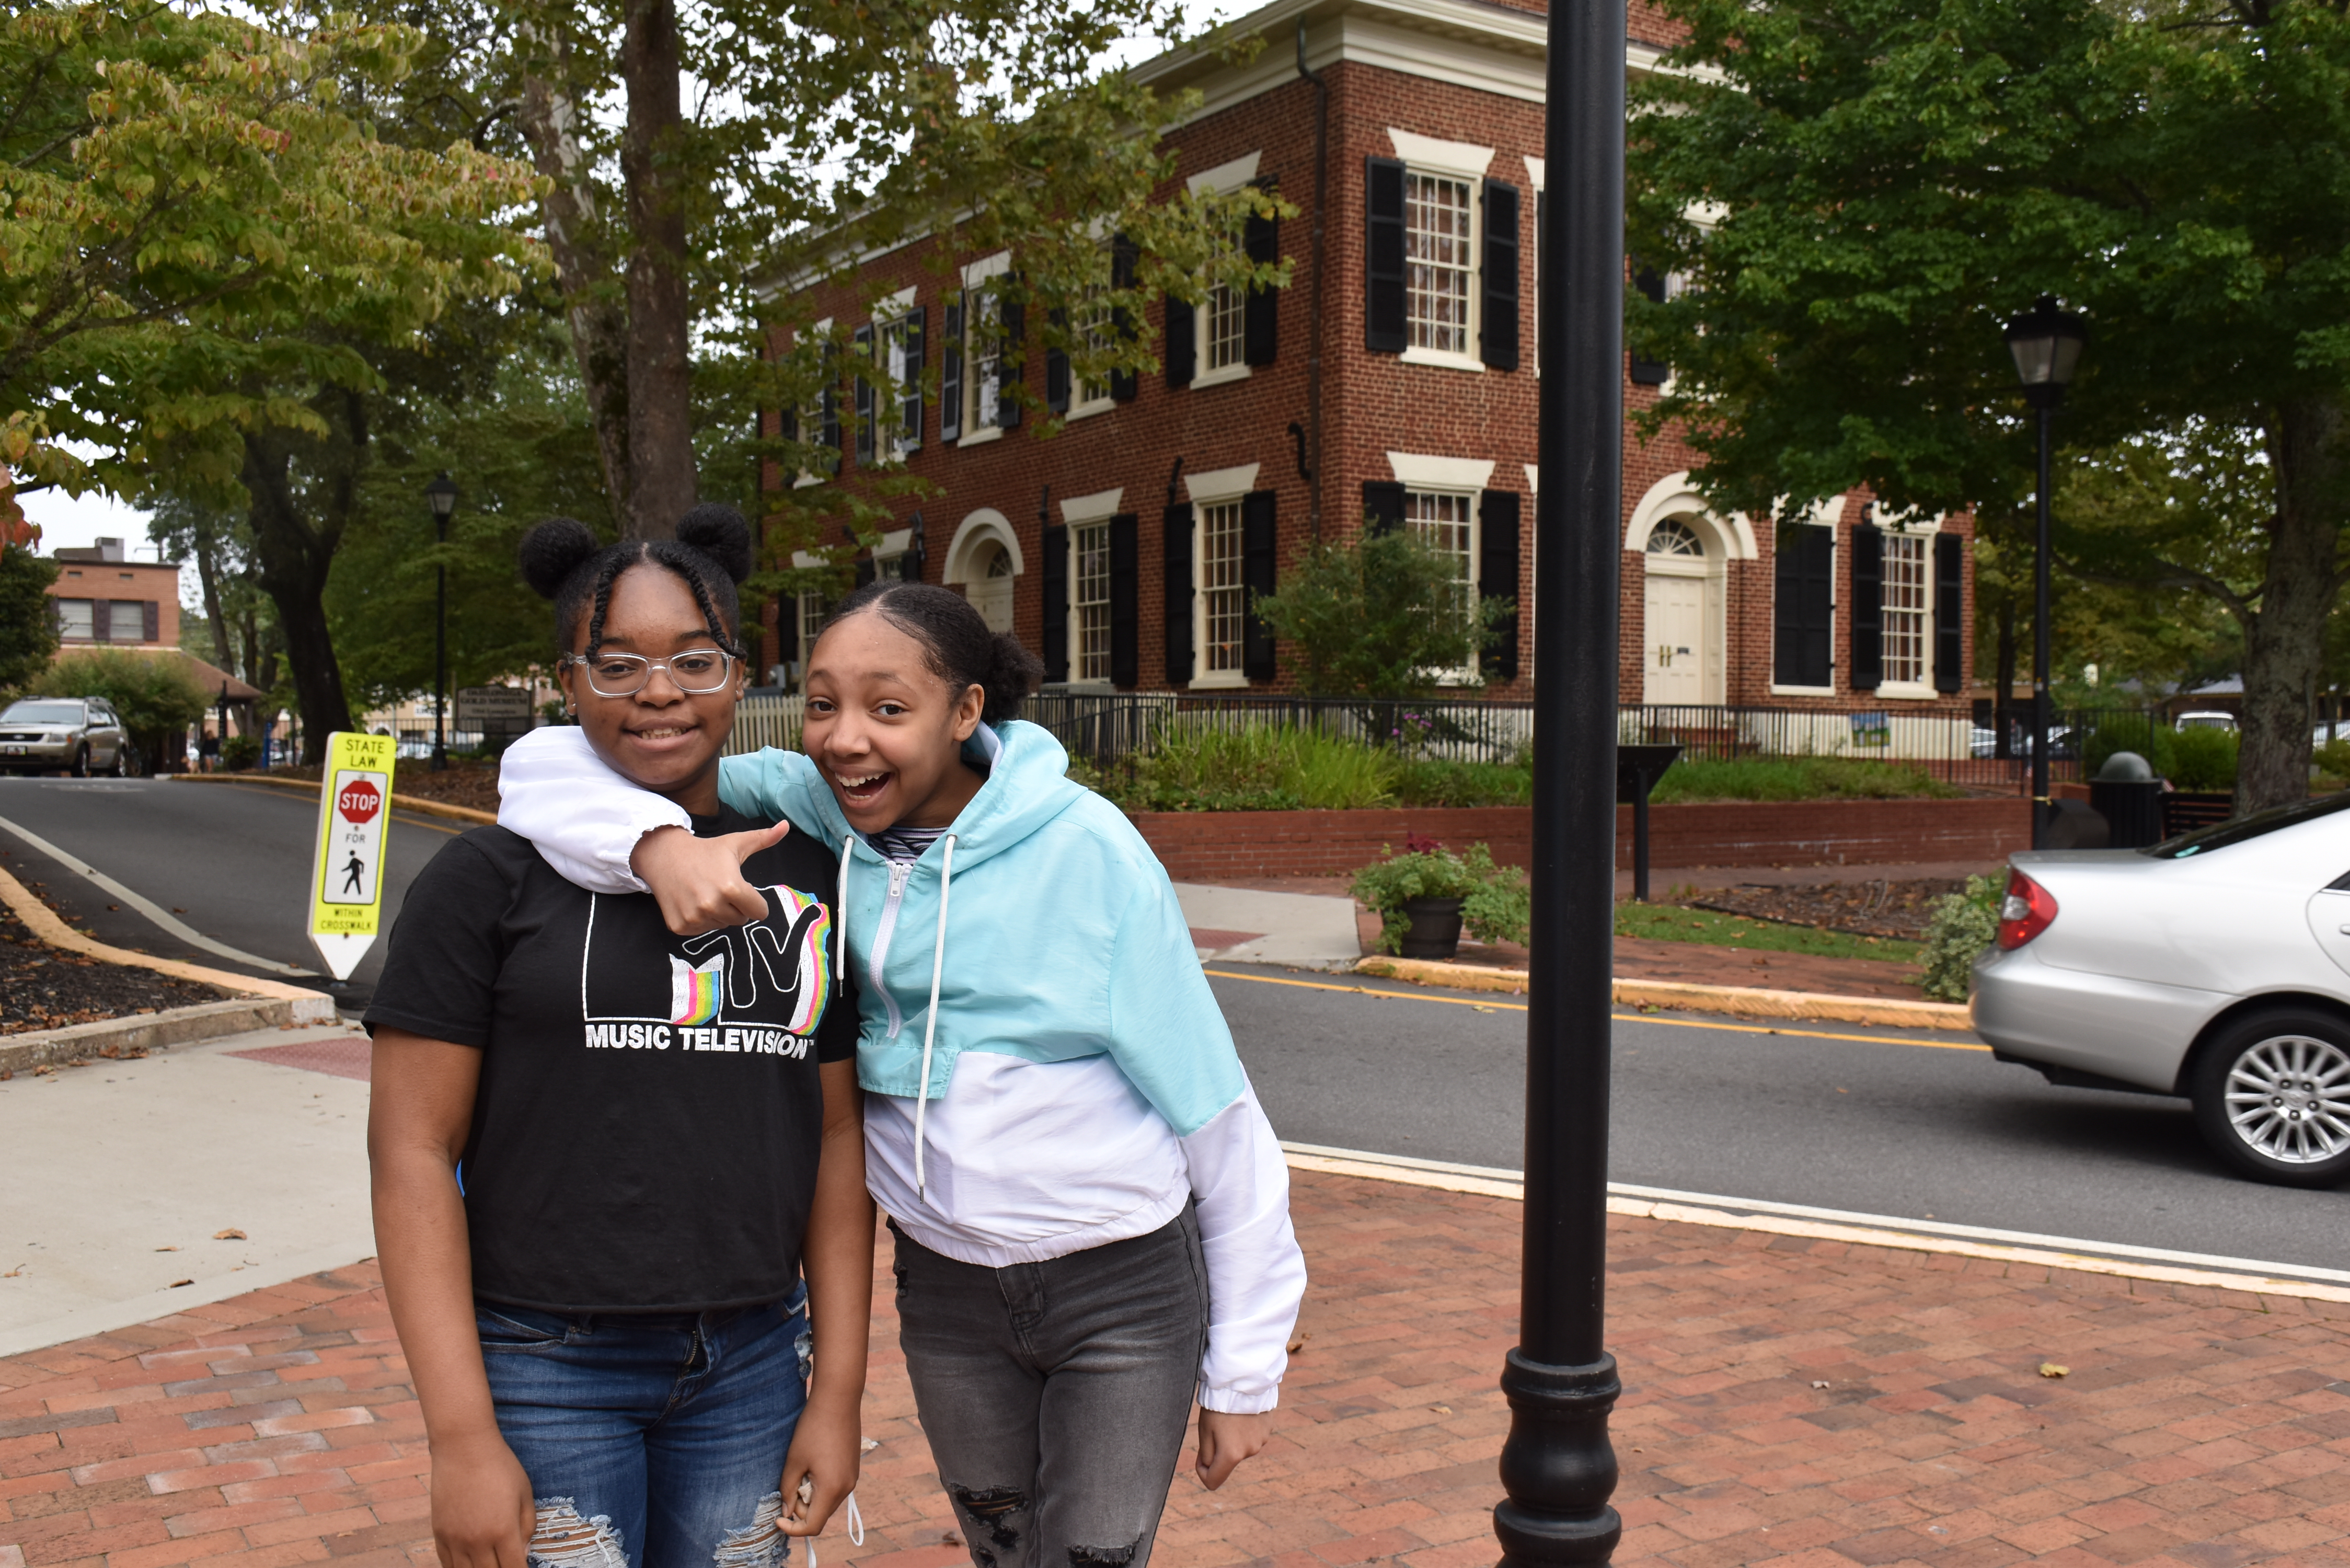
left=726, top=694, right=804, bottom=756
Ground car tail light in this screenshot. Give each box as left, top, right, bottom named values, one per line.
left=1997, top=869, right=2058, bottom=949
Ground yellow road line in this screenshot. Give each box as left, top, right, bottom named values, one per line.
left=1201, top=966, right=1989, bottom=1052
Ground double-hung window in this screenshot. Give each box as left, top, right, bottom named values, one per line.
left=1408, top=489, right=1478, bottom=631
left=1176, top=152, right=1265, bottom=391
left=1071, top=520, right=1112, bottom=683
left=1406, top=174, right=1474, bottom=356
left=1880, top=533, right=1928, bottom=688
left=1197, top=500, right=1246, bottom=677
left=1070, top=284, right=1115, bottom=418
left=956, top=251, right=1014, bottom=444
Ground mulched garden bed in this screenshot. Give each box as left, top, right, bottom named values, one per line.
left=0, top=905, right=220, bottom=1038
left=1681, top=877, right=1981, bottom=942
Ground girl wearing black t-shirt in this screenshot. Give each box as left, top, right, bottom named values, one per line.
left=366, top=509, right=871, bottom=1568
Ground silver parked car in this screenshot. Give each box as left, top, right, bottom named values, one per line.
left=0, top=697, right=131, bottom=776
left=1971, top=791, right=2350, bottom=1186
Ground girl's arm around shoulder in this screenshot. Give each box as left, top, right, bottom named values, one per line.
left=496, top=725, right=688, bottom=894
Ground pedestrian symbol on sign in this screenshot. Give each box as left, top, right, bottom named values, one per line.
left=341, top=854, right=366, bottom=896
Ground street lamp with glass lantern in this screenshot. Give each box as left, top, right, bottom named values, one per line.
left=2002, top=296, right=2087, bottom=847
left=425, top=471, right=459, bottom=773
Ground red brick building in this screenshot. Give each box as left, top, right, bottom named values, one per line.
left=761, top=0, right=1974, bottom=720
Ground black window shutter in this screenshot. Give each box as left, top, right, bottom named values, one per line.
left=941, top=293, right=963, bottom=442
left=998, top=296, right=1024, bottom=428
left=1363, top=480, right=1406, bottom=536
left=819, top=344, right=840, bottom=452
left=1166, top=294, right=1195, bottom=388
left=781, top=593, right=800, bottom=662
left=1478, top=490, right=1520, bottom=681
left=902, top=306, right=925, bottom=451
left=143, top=600, right=158, bottom=643
left=1935, top=532, right=1965, bottom=693
left=852, top=324, right=875, bottom=465
left=1163, top=501, right=1195, bottom=685
left=1110, top=237, right=1139, bottom=403
left=1365, top=157, right=1407, bottom=353
left=1041, top=523, right=1068, bottom=682
left=855, top=556, right=877, bottom=589
left=779, top=401, right=798, bottom=443
left=1046, top=306, right=1070, bottom=413
left=1109, top=513, right=1139, bottom=687
left=1481, top=180, right=1520, bottom=371
left=1241, top=489, right=1277, bottom=679
left=1773, top=525, right=1836, bottom=688
left=1850, top=524, right=1884, bottom=691
left=1630, top=264, right=1669, bottom=385
left=1243, top=187, right=1279, bottom=367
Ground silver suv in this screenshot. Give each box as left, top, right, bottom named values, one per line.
left=0, top=697, right=131, bottom=776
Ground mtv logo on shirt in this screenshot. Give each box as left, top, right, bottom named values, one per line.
left=580, top=884, right=833, bottom=1055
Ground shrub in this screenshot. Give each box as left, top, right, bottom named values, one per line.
left=1392, top=757, right=1534, bottom=807
left=1647, top=756, right=1963, bottom=803
left=1919, top=873, right=2003, bottom=1002
left=1252, top=526, right=1513, bottom=698
left=32, top=649, right=209, bottom=770
left=1351, top=838, right=1530, bottom=953
left=2316, top=737, right=2350, bottom=784
left=2169, top=725, right=2239, bottom=791
left=1119, top=724, right=1400, bottom=811
left=220, top=733, right=262, bottom=770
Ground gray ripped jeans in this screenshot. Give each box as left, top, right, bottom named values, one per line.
left=889, top=1206, right=1209, bottom=1568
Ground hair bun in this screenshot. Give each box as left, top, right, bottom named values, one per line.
left=982, top=631, right=1044, bottom=725
left=675, top=504, right=754, bottom=584
left=517, top=517, right=600, bottom=599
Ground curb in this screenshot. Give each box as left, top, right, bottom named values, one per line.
left=1353, top=955, right=1972, bottom=1031
left=170, top=770, right=498, bottom=827
left=0, top=996, right=332, bottom=1076
left=0, top=865, right=335, bottom=1024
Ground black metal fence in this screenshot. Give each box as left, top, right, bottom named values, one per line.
left=1024, top=690, right=2169, bottom=790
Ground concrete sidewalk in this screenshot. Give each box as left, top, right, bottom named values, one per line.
left=0, top=1024, right=375, bottom=1358
left=5, top=1163, right=2347, bottom=1568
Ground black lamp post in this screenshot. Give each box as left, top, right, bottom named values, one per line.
left=425, top=471, right=459, bottom=772
left=2001, top=297, right=2087, bottom=847
left=1491, top=0, right=1623, bottom=1559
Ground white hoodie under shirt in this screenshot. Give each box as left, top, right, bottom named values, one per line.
left=495, top=731, right=1305, bottom=1417
left=858, top=825, right=1300, bottom=1415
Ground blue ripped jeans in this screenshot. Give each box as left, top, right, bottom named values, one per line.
left=476, top=1289, right=810, bottom=1568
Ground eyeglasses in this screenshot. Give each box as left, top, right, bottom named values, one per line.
left=564, top=649, right=736, bottom=698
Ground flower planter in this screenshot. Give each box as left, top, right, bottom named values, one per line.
left=1397, top=897, right=1465, bottom=959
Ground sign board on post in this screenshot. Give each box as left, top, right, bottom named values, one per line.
left=456, top=686, right=536, bottom=735
left=308, top=730, right=398, bottom=979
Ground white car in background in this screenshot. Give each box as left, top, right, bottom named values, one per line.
left=1971, top=791, right=2350, bottom=1187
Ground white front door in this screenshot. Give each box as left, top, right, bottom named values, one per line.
left=1643, top=573, right=1707, bottom=705
left=968, top=576, right=1014, bottom=633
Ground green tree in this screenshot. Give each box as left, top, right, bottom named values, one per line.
left=1254, top=526, right=1512, bottom=699
left=0, top=543, right=60, bottom=693
left=1629, top=0, right=2350, bottom=811
left=32, top=648, right=209, bottom=771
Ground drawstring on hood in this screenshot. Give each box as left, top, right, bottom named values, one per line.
left=836, top=835, right=855, bottom=983
left=914, top=834, right=958, bottom=1201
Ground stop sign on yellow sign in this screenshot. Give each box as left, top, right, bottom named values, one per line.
left=308, top=730, right=398, bottom=978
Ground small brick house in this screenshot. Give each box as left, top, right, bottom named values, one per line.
left=761, top=0, right=1974, bottom=719
left=45, top=538, right=182, bottom=650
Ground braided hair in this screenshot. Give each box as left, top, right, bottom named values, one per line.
left=518, top=504, right=756, bottom=658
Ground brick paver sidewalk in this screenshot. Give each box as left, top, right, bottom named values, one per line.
left=5, top=1169, right=2348, bottom=1568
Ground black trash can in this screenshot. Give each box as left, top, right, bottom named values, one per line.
left=2089, top=751, right=2164, bottom=849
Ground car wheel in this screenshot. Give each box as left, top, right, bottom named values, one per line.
left=107, top=743, right=126, bottom=777
left=2190, top=1009, right=2350, bottom=1187
left=68, top=744, right=89, bottom=778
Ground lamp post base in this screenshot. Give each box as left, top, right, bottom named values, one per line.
left=1494, top=1350, right=1622, bottom=1566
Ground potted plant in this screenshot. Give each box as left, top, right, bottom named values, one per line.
left=1351, top=836, right=1531, bottom=959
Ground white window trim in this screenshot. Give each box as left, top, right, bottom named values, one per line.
left=1063, top=512, right=1118, bottom=690
left=793, top=316, right=834, bottom=486
left=1387, top=129, right=1495, bottom=179
left=1872, top=514, right=1944, bottom=701
left=1060, top=487, right=1125, bottom=524
left=1193, top=357, right=1252, bottom=390
left=1386, top=137, right=1490, bottom=374
left=1402, top=485, right=1483, bottom=687
left=957, top=254, right=1013, bottom=446
left=879, top=284, right=917, bottom=313
left=1386, top=452, right=1494, bottom=490
left=1189, top=490, right=1253, bottom=690
left=961, top=251, right=1012, bottom=287
left=1185, top=152, right=1262, bottom=197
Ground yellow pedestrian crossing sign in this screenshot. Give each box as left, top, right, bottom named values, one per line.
left=308, top=731, right=398, bottom=979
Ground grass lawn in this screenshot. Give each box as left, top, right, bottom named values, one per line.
left=1614, top=903, right=1923, bottom=964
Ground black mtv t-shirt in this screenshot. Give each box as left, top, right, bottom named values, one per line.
left=364, top=808, right=857, bottom=1313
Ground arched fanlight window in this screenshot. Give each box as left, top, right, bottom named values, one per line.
left=1646, top=517, right=1704, bottom=557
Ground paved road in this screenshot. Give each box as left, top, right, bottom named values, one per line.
left=0, top=776, right=465, bottom=1008
left=1208, top=964, right=2349, bottom=1275
left=6, top=778, right=2338, bottom=1270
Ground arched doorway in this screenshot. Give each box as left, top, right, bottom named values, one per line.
left=967, top=540, right=1015, bottom=633
left=1641, top=518, right=1714, bottom=705
left=944, top=509, right=1024, bottom=636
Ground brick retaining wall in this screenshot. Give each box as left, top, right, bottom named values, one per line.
left=1132, top=797, right=2032, bottom=880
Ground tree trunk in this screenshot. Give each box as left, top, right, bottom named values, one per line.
left=190, top=525, right=233, bottom=676
left=519, top=47, right=632, bottom=530
left=2237, top=397, right=2346, bottom=814
left=619, top=0, right=696, bottom=540
left=241, top=433, right=354, bottom=764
